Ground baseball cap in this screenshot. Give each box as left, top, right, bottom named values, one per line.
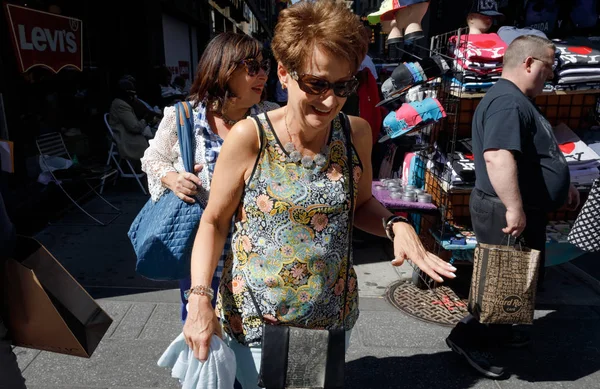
left=377, top=55, right=449, bottom=107
left=468, top=0, right=504, bottom=17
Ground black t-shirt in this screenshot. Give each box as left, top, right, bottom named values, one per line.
left=472, top=79, right=570, bottom=211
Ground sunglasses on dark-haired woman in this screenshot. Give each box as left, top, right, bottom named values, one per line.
left=240, top=58, right=271, bottom=77
left=290, top=71, right=359, bottom=98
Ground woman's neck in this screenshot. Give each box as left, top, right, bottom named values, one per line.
left=223, top=105, right=251, bottom=122
left=284, top=109, right=328, bottom=147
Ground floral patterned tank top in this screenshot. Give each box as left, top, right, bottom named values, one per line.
left=217, top=112, right=362, bottom=346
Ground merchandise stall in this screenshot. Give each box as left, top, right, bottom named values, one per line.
left=369, top=0, right=600, bottom=325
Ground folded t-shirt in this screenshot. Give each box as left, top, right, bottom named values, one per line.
left=554, top=37, right=600, bottom=69
left=450, top=33, right=507, bottom=62
left=558, top=67, right=600, bottom=77
left=557, top=75, right=600, bottom=84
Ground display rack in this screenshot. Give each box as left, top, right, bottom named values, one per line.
left=378, top=28, right=599, bottom=326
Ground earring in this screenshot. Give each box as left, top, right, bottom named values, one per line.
left=282, top=84, right=287, bottom=90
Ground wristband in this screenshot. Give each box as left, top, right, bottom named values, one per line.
left=184, top=285, right=215, bottom=300
left=382, top=215, right=411, bottom=241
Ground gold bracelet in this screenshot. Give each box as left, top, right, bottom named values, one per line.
left=183, top=285, right=215, bottom=300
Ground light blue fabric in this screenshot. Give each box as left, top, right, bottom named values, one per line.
left=406, top=62, right=424, bottom=83
left=158, top=333, right=236, bottom=389
left=383, top=98, right=445, bottom=139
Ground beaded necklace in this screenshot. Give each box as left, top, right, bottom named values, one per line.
left=283, top=110, right=329, bottom=170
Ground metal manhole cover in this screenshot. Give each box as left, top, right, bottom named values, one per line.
left=385, top=280, right=469, bottom=327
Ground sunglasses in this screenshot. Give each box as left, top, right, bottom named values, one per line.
left=530, top=57, right=557, bottom=71
left=240, top=58, right=270, bottom=77
left=290, top=71, right=359, bottom=98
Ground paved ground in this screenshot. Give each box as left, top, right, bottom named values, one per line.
left=11, top=182, right=600, bottom=389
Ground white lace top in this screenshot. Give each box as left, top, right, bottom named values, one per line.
left=141, top=101, right=279, bottom=203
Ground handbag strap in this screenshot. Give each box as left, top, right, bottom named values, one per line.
left=340, top=112, right=354, bottom=330
left=247, top=113, right=356, bottom=330
left=175, top=101, right=195, bottom=173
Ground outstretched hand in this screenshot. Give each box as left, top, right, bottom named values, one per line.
left=390, top=222, right=457, bottom=283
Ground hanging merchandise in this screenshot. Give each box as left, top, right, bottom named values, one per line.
left=378, top=55, right=450, bottom=107
left=380, top=97, right=447, bottom=141
left=523, top=0, right=560, bottom=35
left=570, top=0, right=598, bottom=29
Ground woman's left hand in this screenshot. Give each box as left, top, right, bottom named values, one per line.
left=390, top=222, right=456, bottom=283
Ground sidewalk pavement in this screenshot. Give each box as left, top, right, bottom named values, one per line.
left=13, top=185, right=600, bottom=389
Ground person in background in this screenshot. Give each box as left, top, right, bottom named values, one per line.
left=182, top=2, right=455, bottom=388
left=119, top=75, right=162, bottom=125
left=158, top=67, right=186, bottom=107
left=0, top=192, right=27, bottom=389
left=141, top=32, right=278, bottom=323
left=446, top=35, right=580, bottom=379
left=108, top=79, right=153, bottom=161
left=172, top=76, right=189, bottom=96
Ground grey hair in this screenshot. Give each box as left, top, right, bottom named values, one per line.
left=503, top=35, right=556, bottom=69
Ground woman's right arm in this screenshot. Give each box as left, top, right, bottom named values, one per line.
left=141, top=107, right=201, bottom=202
left=183, top=118, right=261, bottom=361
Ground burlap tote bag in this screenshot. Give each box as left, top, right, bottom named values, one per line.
left=468, top=240, right=541, bottom=325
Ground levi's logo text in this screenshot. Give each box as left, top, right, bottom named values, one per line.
left=4, top=4, right=83, bottom=73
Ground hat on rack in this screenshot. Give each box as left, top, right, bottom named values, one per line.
left=367, top=0, right=430, bottom=25
left=468, top=0, right=504, bottom=17
left=367, top=0, right=399, bottom=25
left=377, top=55, right=449, bottom=107
left=380, top=97, right=447, bottom=142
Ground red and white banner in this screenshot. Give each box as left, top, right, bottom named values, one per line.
left=4, top=4, right=83, bottom=73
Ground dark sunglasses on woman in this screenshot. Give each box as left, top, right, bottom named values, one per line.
left=240, top=58, right=271, bottom=77
left=290, top=71, right=359, bottom=98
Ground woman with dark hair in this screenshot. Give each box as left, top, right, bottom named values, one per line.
left=141, top=32, right=278, bottom=321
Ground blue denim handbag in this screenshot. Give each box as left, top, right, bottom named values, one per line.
left=128, top=101, right=202, bottom=280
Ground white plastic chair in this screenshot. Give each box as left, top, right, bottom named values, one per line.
left=36, top=132, right=120, bottom=226
left=100, top=113, right=148, bottom=195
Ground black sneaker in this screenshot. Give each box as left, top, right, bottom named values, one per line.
left=503, top=329, right=531, bottom=348
left=446, top=337, right=506, bottom=379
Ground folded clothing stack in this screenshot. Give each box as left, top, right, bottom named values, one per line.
left=449, top=33, right=507, bottom=93
left=554, top=123, right=600, bottom=186
left=553, top=37, right=600, bottom=92
left=381, top=97, right=447, bottom=141
left=448, top=151, right=475, bottom=188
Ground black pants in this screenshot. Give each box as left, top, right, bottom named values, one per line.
left=0, top=319, right=26, bottom=389
left=449, top=189, right=547, bottom=347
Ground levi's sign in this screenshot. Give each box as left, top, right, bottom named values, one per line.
left=4, top=4, right=83, bottom=73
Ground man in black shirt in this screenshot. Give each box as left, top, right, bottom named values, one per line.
left=446, top=35, right=580, bottom=379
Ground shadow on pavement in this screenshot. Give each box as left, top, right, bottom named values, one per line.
left=500, top=307, right=600, bottom=383
left=345, top=351, right=487, bottom=389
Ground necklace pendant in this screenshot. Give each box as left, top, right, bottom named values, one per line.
left=289, top=150, right=302, bottom=163
left=301, top=155, right=314, bottom=168
left=284, top=142, right=296, bottom=153
left=313, top=153, right=327, bottom=168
